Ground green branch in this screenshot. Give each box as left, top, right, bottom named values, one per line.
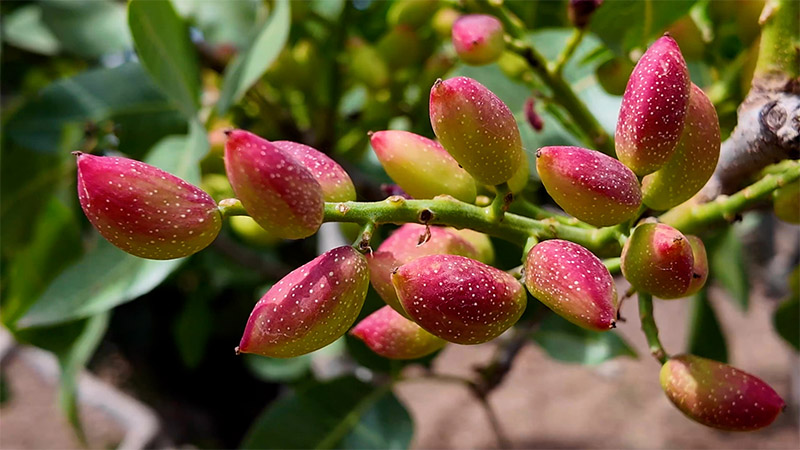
left=754, top=0, right=800, bottom=81
left=660, top=161, right=800, bottom=234
left=638, top=293, right=668, bottom=364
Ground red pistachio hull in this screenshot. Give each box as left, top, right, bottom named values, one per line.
left=273, top=140, right=356, bottom=202
left=238, top=246, right=369, bottom=358
left=350, top=305, right=446, bottom=359
left=392, top=254, right=527, bottom=344
left=76, top=153, right=221, bottom=260
left=224, top=130, right=324, bottom=239
left=622, top=223, right=694, bottom=299
left=615, top=35, right=690, bottom=176
left=524, top=240, right=617, bottom=331
left=660, top=355, right=786, bottom=431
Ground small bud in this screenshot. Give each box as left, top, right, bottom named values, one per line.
left=377, top=25, right=422, bottom=69
left=773, top=179, right=800, bottom=224
left=642, top=84, right=720, bottom=210
left=350, top=305, right=447, bottom=360
left=370, top=130, right=477, bottom=203
left=615, top=35, right=691, bottom=176
left=525, top=240, right=618, bottom=331
left=568, top=0, right=604, bottom=28
left=536, top=146, right=642, bottom=227
left=75, top=153, right=221, bottom=260
left=622, top=223, right=694, bottom=299
left=387, top=0, right=441, bottom=29
left=238, top=246, right=369, bottom=358
left=524, top=98, right=544, bottom=132
left=347, top=38, right=390, bottom=89
left=683, top=235, right=709, bottom=296
left=367, top=224, right=487, bottom=316
left=273, top=140, right=356, bottom=202
left=224, top=130, right=324, bottom=240
left=392, top=255, right=527, bottom=344
left=660, top=355, right=786, bottom=431
left=451, top=14, right=505, bottom=66
left=430, top=77, right=523, bottom=185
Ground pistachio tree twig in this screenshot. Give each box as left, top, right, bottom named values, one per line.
left=638, top=293, right=668, bottom=364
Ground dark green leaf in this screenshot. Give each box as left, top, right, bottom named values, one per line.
left=40, top=0, right=132, bottom=58
left=686, top=288, right=728, bottom=362
left=707, top=225, right=749, bottom=311
left=217, top=0, right=291, bottom=113
left=531, top=314, right=637, bottom=365
left=773, top=295, right=799, bottom=352
left=128, top=0, right=201, bottom=118
left=4, top=62, right=187, bottom=155
left=2, top=4, right=61, bottom=55
left=173, top=292, right=213, bottom=369
left=590, top=0, right=697, bottom=56
left=2, top=197, right=82, bottom=326
left=17, top=128, right=208, bottom=328
left=243, top=354, right=312, bottom=382
left=241, top=377, right=412, bottom=449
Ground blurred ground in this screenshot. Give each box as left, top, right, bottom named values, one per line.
left=398, top=281, right=800, bottom=449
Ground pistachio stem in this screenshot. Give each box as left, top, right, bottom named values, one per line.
left=638, top=293, right=669, bottom=364
left=553, top=28, right=586, bottom=75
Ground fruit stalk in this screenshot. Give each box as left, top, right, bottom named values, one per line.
left=638, top=293, right=668, bottom=364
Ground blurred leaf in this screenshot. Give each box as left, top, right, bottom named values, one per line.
left=244, top=354, right=312, bottom=382
left=241, top=377, right=412, bottom=449
left=590, top=0, right=697, bottom=57
left=773, top=295, right=799, bottom=351
left=40, top=0, right=131, bottom=59
left=217, top=0, right=291, bottom=113
left=531, top=314, right=637, bottom=365
left=128, top=0, right=201, bottom=118
left=707, top=225, right=749, bottom=311
left=57, top=312, right=110, bottom=439
left=17, top=239, right=184, bottom=328
left=17, top=128, right=208, bottom=328
left=4, top=62, right=187, bottom=155
left=686, top=288, right=728, bottom=362
left=2, top=197, right=82, bottom=326
left=173, top=0, right=261, bottom=48
left=2, top=4, right=61, bottom=55
left=173, top=291, right=213, bottom=369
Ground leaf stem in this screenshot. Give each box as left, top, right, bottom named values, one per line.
left=638, top=293, right=668, bottom=364
left=553, top=28, right=586, bottom=75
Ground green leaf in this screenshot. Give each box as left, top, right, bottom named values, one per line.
left=40, top=0, right=132, bottom=59
left=773, top=295, right=799, bottom=351
left=57, top=312, right=110, bottom=439
left=128, top=0, right=201, bottom=118
left=241, top=377, right=413, bottom=449
left=2, top=4, right=61, bottom=55
left=590, top=0, right=697, bottom=57
left=686, top=289, right=728, bottom=362
left=217, top=0, right=291, bottom=113
left=243, top=354, right=312, bottom=382
left=4, top=62, right=187, bottom=156
left=173, top=0, right=261, bottom=48
left=2, top=197, right=82, bottom=326
left=17, top=127, right=208, bottom=328
left=173, top=291, right=213, bottom=369
left=707, top=225, right=749, bottom=311
left=531, top=314, right=637, bottom=365
left=17, top=239, right=184, bottom=328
